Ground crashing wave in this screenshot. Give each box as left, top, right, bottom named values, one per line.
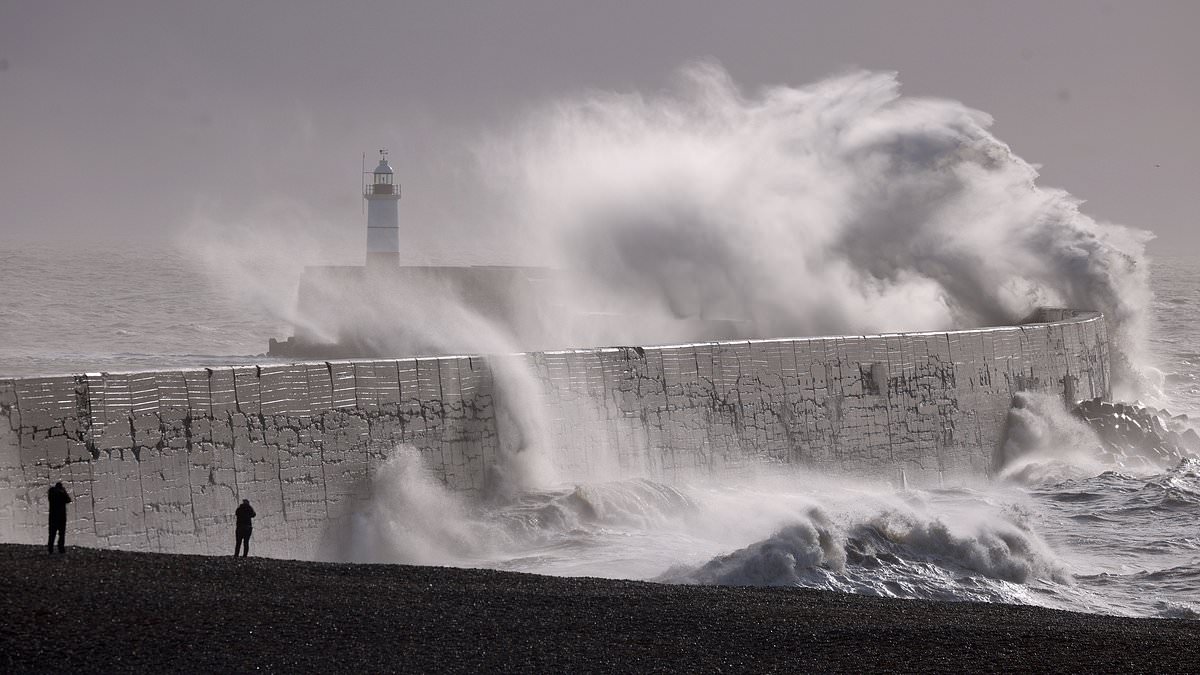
left=657, top=500, right=1068, bottom=607
left=1000, top=392, right=1200, bottom=483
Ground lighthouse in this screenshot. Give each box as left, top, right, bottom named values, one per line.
left=364, top=149, right=401, bottom=265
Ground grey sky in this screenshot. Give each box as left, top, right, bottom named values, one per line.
left=1, top=0, right=1197, bottom=254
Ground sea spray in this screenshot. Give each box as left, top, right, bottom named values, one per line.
left=633, top=475, right=1069, bottom=607
left=485, top=352, right=558, bottom=501
left=329, top=453, right=1073, bottom=609
left=186, top=65, right=1151, bottom=392
left=320, top=446, right=496, bottom=565
left=999, top=392, right=1200, bottom=483
left=999, top=391, right=1109, bottom=483
left=178, top=64, right=1187, bottom=617
left=485, top=64, right=1152, bottom=390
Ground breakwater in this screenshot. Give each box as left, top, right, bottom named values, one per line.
left=0, top=309, right=1109, bottom=558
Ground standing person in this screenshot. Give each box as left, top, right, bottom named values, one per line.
left=47, top=482, right=71, bottom=555
left=234, top=499, right=256, bottom=557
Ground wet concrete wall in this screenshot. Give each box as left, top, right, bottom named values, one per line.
left=0, top=310, right=1109, bottom=557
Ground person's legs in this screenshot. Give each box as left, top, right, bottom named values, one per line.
left=234, top=532, right=244, bottom=556
left=47, top=521, right=65, bottom=554
left=242, top=530, right=251, bottom=557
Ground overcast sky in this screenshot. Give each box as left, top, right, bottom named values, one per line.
left=2, top=0, right=1197, bottom=255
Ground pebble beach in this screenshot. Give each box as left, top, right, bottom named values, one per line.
left=1, top=544, right=1196, bottom=673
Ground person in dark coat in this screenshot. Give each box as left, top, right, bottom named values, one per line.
left=47, top=482, right=72, bottom=554
left=234, top=499, right=256, bottom=557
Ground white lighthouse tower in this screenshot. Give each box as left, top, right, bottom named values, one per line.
left=364, top=149, right=401, bottom=266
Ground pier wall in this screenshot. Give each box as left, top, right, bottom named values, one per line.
left=0, top=311, right=1109, bottom=557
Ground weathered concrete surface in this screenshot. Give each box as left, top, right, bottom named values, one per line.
left=0, top=310, right=1109, bottom=557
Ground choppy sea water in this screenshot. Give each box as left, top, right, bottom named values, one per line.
left=0, top=245, right=291, bottom=376
left=1, top=244, right=1197, bottom=619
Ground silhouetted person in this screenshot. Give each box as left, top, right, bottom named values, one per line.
left=234, top=499, right=256, bottom=557
left=47, top=482, right=71, bottom=554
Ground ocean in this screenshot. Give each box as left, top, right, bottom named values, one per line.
left=1, top=244, right=1197, bottom=619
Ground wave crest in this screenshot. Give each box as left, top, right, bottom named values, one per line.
left=660, top=499, right=1068, bottom=604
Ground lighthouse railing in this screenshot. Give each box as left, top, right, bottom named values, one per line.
left=363, top=183, right=401, bottom=197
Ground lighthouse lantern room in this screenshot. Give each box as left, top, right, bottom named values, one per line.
left=364, top=149, right=402, bottom=265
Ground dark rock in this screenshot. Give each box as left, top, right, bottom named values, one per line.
left=1182, top=428, right=1200, bottom=453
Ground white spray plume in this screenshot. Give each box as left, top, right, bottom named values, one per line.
left=184, top=64, right=1156, bottom=513
left=186, top=64, right=1152, bottom=392
left=321, top=447, right=495, bottom=565
left=485, top=63, right=1152, bottom=389
left=181, top=202, right=559, bottom=499
left=999, top=391, right=1109, bottom=483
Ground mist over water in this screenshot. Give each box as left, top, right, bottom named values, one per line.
left=331, top=406, right=1198, bottom=618
left=185, top=66, right=1150, bottom=388
left=303, top=67, right=1191, bottom=619
left=3, top=66, right=1194, bottom=619
left=488, top=65, right=1151, bottom=389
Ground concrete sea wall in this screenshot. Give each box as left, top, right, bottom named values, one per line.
left=0, top=310, right=1109, bottom=557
